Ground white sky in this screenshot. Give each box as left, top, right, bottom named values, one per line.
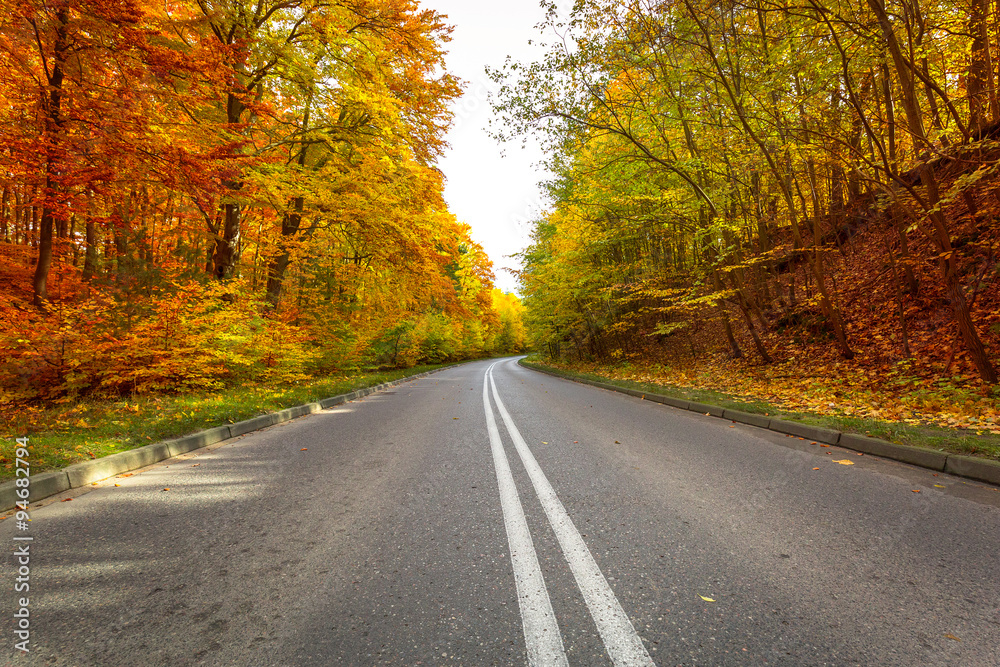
left=421, top=1, right=560, bottom=295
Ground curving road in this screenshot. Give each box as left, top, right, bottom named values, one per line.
left=4, top=357, right=1000, bottom=666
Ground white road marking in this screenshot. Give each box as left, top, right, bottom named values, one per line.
left=489, top=364, right=656, bottom=667
left=483, top=363, right=569, bottom=666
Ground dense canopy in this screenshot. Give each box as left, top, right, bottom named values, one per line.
left=495, top=0, right=1000, bottom=388
left=0, top=0, right=526, bottom=401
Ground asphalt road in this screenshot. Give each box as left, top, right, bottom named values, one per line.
left=4, top=357, right=1000, bottom=666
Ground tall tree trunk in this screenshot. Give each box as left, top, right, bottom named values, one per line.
left=211, top=91, right=248, bottom=280
left=212, top=198, right=241, bottom=279
left=265, top=87, right=313, bottom=308
left=83, top=220, right=98, bottom=281
left=889, top=205, right=919, bottom=295
left=32, top=7, right=69, bottom=308
left=0, top=186, right=9, bottom=241
left=882, top=63, right=897, bottom=168
left=968, top=0, right=995, bottom=133
left=712, top=269, right=743, bottom=359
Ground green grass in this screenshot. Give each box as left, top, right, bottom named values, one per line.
left=0, top=364, right=451, bottom=483
left=520, top=357, right=1000, bottom=462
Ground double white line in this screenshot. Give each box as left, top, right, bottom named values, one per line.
left=483, top=362, right=654, bottom=666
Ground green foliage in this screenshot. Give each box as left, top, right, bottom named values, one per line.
left=413, top=312, right=460, bottom=364
left=365, top=320, right=417, bottom=368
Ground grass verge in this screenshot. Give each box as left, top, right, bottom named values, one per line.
left=520, top=358, right=1000, bottom=462
left=0, top=364, right=451, bottom=483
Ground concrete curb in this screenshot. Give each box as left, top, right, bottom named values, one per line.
left=520, top=361, right=1000, bottom=487
left=0, top=365, right=460, bottom=512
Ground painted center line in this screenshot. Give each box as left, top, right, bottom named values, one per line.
left=488, top=362, right=655, bottom=667
left=483, top=362, right=569, bottom=666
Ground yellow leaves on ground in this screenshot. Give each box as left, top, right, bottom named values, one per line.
left=699, top=595, right=716, bottom=602
left=570, top=360, right=1000, bottom=436
left=832, top=459, right=855, bottom=465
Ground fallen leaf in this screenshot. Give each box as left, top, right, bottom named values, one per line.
left=912, top=489, right=921, bottom=493
left=813, top=467, right=820, bottom=470
left=944, top=634, right=961, bottom=642
left=730, top=425, right=736, bottom=428
left=62, top=498, right=72, bottom=502
left=453, top=417, right=459, bottom=420
left=811, top=442, right=818, bottom=445
left=700, top=595, right=716, bottom=602
left=541, top=442, right=548, bottom=444
left=833, top=459, right=855, bottom=465
left=300, top=448, right=308, bottom=451
left=162, top=488, right=170, bottom=492
left=820, top=444, right=831, bottom=448
left=615, top=440, right=621, bottom=444
left=573, top=441, right=578, bottom=443
left=114, top=484, right=120, bottom=487
left=191, top=463, right=200, bottom=467
left=934, top=484, right=946, bottom=488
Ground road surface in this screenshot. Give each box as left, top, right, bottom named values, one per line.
left=4, top=357, right=1000, bottom=666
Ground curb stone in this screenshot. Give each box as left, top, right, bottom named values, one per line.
left=519, top=360, right=999, bottom=487
left=649, top=394, right=690, bottom=410
left=65, top=442, right=173, bottom=488
left=838, top=433, right=947, bottom=471
left=769, top=419, right=841, bottom=445
left=0, top=364, right=462, bottom=512
left=687, top=401, right=725, bottom=418
left=0, top=471, right=72, bottom=511
left=723, top=409, right=771, bottom=430
left=166, top=425, right=232, bottom=457
left=944, top=455, right=1000, bottom=485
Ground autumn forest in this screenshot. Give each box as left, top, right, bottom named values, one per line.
left=0, top=0, right=526, bottom=404
left=3, top=0, right=1000, bottom=441
left=496, top=0, right=1000, bottom=433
